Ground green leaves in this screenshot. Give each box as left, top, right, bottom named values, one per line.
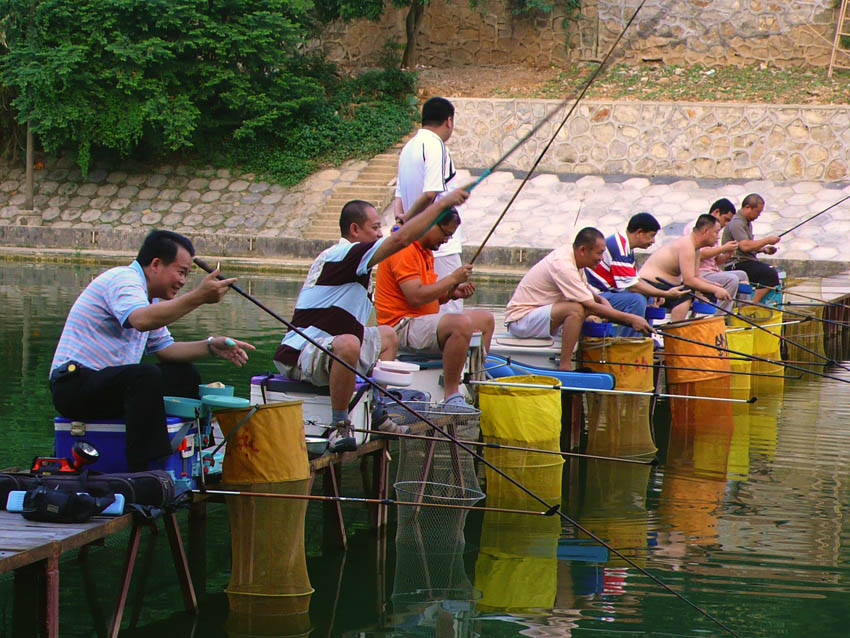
left=1, top=0, right=388, bottom=177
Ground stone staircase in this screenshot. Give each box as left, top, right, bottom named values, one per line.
left=304, top=141, right=406, bottom=241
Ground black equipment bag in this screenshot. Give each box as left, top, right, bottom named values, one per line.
left=22, top=486, right=115, bottom=524
left=0, top=470, right=178, bottom=511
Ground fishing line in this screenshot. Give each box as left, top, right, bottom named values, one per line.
left=656, top=278, right=846, bottom=371
left=777, top=192, right=850, bottom=238
left=195, top=489, right=554, bottom=517
left=468, top=0, right=650, bottom=264
left=577, top=357, right=793, bottom=379
left=193, top=257, right=737, bottom=636
left=310, top=422, right=654, bottom=466
left=467, top=378, right=755, bottom=404
left=655, top=328, right=850, bottom=385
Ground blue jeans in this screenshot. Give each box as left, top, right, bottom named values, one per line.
left=600, top=290, right=648, bottom=338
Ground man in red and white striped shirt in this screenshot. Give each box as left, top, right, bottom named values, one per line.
left=586, top=213, right=685, bottom=336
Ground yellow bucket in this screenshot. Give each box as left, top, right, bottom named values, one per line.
left=728, top=308, right=782, bottom=375
left=663, top=316, right=730, bottom=384
left=579, top=337, right=654, bottom=391
left=725, top=327, right=754, bottom=394
left=216, top=401, right=310, bottom=484
left=479, top=375, right=561, bottom=443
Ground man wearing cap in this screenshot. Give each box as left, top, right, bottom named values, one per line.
left=49, top=230, right=254, bottom=471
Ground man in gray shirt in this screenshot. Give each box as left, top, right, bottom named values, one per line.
left=721, top=193, right=780, bottom=304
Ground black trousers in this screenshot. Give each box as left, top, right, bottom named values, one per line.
left=727, top=260, right=779, bottom=288
left=50, top=362, right=200, bottom=471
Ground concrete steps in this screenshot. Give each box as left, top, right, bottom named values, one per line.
left=304, top=140, right=410, bottom=241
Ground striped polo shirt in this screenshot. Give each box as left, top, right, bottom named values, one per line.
left=586, top=231, right=640, bottom=293
left=50, top=260, right=174, bottom=377
left=274, top=237, right=386, bottom=367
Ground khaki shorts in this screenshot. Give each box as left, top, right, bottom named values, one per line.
left=396, top=314, right=442, bottom=354
left=274, top=326, right=382, bottom=387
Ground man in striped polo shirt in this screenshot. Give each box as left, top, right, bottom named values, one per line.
left=586, top=212, right=686, bottom=336
left=274, top=188, right=469, bottom=453
left=50, top=230, right=254, bottom=471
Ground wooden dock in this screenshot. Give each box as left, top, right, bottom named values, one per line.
left=0, top=509, right=196, bottom=637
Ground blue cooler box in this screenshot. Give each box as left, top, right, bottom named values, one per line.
left=54, top=416, right=197, bottom=477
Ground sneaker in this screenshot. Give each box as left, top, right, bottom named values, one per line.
left=442, top=393, right=468, bottom=408
left=327, top=420, right=357, bottom=454
left=374, top=415, right=410, bottom=437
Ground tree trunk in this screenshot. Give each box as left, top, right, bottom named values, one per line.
left=402, top=1, right=426, bottom=69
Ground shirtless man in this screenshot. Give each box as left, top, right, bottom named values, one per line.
left=639, top=214, right=732, bottom=321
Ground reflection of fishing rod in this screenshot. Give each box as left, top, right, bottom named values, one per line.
left=658, top=278, right=847, bottom=371
left=313, top=424, right=654, bottom=466
left=196, top=489, right=553, bottom=517
left=469, top=0, right=649, bottom=264
left=656, top=328, right=850, bottom=385
left=777, top=192, right=850, bottom=238
left=467, top=378, right=756, bottom=404
left=578, top=358, right=794, bottom=379
left=195, top=258, right=737, bottom=637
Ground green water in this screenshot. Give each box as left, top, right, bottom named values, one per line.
left=2, top=260, right=850, bottom=637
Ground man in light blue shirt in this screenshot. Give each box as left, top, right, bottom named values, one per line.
left=50, top=230, right=253, bottom=471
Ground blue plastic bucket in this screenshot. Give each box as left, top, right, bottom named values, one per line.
left=581, top=321, right=615, bottom=337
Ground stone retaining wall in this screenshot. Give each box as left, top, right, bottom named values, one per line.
left=451, top=98, right=850, bottom=181
left=318, top=0, right=839, bottom=69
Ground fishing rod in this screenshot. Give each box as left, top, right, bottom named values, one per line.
left=313, top=423, right=655, bottom=466
left=777, top=192, right=850, bottom=238
left=577, top=358, right=794, bottom=379
left=657, top=279, right=846, bottom=371
left=467, top=378, right=756, bottom=404
left=194, top=489, right=553, bottom=517
left=655, top=328, right=850, bottom=386
left=742, top=297, right=850, bottom=329
left=654, top=350, right=818, bottom=365
left=725, top=319, right=801, bottom=332
left=468, top=0, right=649, bottom=264
left=194, top=258, right=737, bottom=637
left=752, top=283, right=850, bottom=310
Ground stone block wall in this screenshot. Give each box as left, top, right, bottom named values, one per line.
left=317, top=0, right=591, bottom=68
left=317, top=0, right=840, bottom=69
left=595, top=0, right=839, bottom=68
left=450, top=98, right=850, bottom=181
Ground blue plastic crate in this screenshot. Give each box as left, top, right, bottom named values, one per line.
left=54, top=416, right=197, bottom=478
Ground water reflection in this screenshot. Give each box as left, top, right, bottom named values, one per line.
left=4, top=261, right=850, bottom=637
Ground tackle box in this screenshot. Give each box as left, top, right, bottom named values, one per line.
left=54, top=416, right=197, bottom=478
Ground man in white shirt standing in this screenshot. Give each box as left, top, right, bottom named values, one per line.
left=393, top=97, right=464, bottom=313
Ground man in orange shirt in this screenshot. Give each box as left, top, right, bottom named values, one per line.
left=375, top=209, right=494, bottom=406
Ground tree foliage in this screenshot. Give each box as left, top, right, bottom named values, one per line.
left=0, top=0, right=415, bottom=181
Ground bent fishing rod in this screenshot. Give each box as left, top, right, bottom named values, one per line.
left=655, top=278, right=847, bottom=371
left=576, top=357, right=794, bottom=379
left=655, top=328, right=850, bottom=386
left=311, top=422, right=654, bottom=466
left=193, top=257, right=737, bottom=637
left=751, top=283, right=850, bottom=310
left=742, top=297, right=849, bottom=329
left=777, top=192, right=850, bottom=238
left=194, top=489, right=556, bottom=517
left=467, top=378, right=756, bottom=404
left=468, top=0, right=649, bottom=264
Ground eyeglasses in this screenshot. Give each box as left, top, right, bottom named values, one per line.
left=436, top=225, right=455, bottom=240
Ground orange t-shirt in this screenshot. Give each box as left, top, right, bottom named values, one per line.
left=375, top=241, right=440, bottom=326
